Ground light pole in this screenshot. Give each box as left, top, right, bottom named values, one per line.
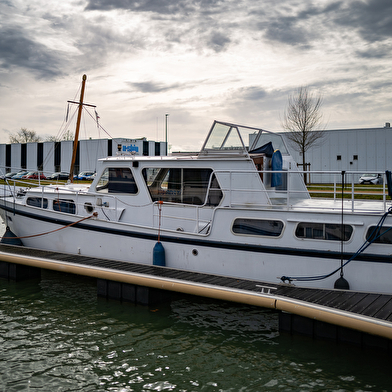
left=165, top=114, right=169, bottom=155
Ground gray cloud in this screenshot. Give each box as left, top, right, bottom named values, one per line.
left=356, top=45, right=392, bottom=59
left=0, top=26, right=65, bottom=79
left=254, top=0, right=392, bottom=54
left=237, top=86, right=268, bottom=101
left=207, top=31, right=231, bottom=52
left=333, top=0, right=392, bottom=42
left=39, top=12, right=149, bottom=77
left=127, top=81, right=182, bottom=93
left=262, top=17, right=312, bottom=48
left=8, top=0, right=388, bottom=85
left=85, top=0, right=235, bottom=53
left=85, top=0, right=223, bottom=15
left=252, top=2, right=331, bottom=47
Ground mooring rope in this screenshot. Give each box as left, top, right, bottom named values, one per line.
left=3, top=212, right=98, bottom=240
left=280, top=206, right=392, bottom=283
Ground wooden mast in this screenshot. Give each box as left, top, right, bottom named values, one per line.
left=69, top=74, right=87, bottom=182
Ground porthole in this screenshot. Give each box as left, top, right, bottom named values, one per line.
left=27, top=197, right=48, bottom=208
left=53, top=199, right=76, bottom=214
left=232, top=218, right=283, bottom=237
left=84, top=202, right=94, bottom=213
left=295, top=222, right=353, bottom=241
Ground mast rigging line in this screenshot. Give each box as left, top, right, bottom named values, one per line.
left=43, top=99, right=114, bottom=171
left=83, top=107, right=114, bottom=140
left=40, top=109, right=79, bottom=170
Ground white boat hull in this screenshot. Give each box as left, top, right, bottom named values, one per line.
left=2, top=120, right=392, bottom=296
left=2, top=199, right=391, bottom=294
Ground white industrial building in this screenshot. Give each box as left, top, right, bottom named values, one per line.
left=2, top=123, right=391, bottom=184
left=0, top=138, right=166, bottom=177
left=281, top=123, right=392, bottom=184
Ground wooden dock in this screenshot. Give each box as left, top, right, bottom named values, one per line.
left=1, top=243, right=392, bottom=351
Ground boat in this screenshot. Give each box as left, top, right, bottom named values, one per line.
left=1, top=79, right=392, bottom=295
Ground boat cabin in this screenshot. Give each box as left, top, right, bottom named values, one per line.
left=90, top=120, right=308, bottom=208
left=21, top=120, right=309, bottom=233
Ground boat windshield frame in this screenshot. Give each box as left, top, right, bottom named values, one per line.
left=199, top=120, right=289, bottom=157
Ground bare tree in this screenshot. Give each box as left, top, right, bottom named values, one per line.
left=61, top=129, right=74, bottom=141
left=9, top=128, right=41, bottom=143
left=45, top=130, right=74, bottom=142
left=282, top=86, right=325, bottom=183
left=45, top=135, right=58, bottom=142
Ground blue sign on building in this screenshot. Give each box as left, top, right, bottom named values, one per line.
left=122, top=145, right=139, bottom=153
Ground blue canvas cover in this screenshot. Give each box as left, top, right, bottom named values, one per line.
left=249, top=141, right=274, bottom=158
left=271, top=149, right=282, bottom=187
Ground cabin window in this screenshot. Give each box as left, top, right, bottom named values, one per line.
left=142, top=168, right=222, bottom=206
left=232, top=218, right=283, bottom=237
left=53, top=199, right=76, bottom=214
left=366, top=226, right=392, bottom=244
left=295, top=223, right=353, bottom=241
left=27, top=197, right=48, bottom=208
left=96, top=167, right=138, bottom=194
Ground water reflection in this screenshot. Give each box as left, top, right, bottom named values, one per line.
left=0, top=269, right=390, bottom=391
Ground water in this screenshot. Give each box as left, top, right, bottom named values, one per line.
left=0, top=270, right=391, bottom=392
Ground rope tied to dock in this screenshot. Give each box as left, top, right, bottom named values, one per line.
left=280, top=206, right=392, bottom=284
left=3, top=212, right=98, bottom=240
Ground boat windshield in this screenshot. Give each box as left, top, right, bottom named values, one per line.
left=200, top=121, right=256, bottom=155
left=199, top=121, right=289, bottom=156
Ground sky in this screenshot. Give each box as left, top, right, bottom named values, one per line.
left=0, top=0, right=391, bottom=152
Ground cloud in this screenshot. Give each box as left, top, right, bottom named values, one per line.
left=41, top=12, right=148, bottom=69
left=127, top=81, right=182, bottom=93
left=237, top=86, right=268, bottom=101
left=253, top=2, right=333, bottom=48
left=207, top=31, right=231, bottom=52
left=85, top=0, right=239, bottom=53
left=85, top=0, right=223, bottom=15
left=254, top=0, right=392, bottom=54
left=333, top=0, right=392, bottom=43
left=263, top=18, right=312, bottom=48
left=356, top=45, right=392, bottom=59
left=0, top=0, right=391, bottom=148
left=3, top=0, right=392, bottom=85
left=0, top=26, right=65, bottom=79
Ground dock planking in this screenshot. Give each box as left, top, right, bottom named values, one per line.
left=1, top=243, right=392, bottom=347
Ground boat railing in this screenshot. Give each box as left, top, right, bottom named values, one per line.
left=3, top=169, right=391, bottom=228
left=151, top=201, right=212, bottom=234
left=3, top=180, right=209, bottom=230
left=212, top=169, right=391, bottom=213
left=302, top=170, right=390, bottom=212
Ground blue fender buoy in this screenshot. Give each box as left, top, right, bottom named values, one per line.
left=153, top=241, right=165, bottom=266
left=1, top=227, right=23, bottom=246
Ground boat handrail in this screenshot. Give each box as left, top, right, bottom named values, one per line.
left=211, top=169, right=391, bottom=213
left=2, top=169, right=391, bottom=223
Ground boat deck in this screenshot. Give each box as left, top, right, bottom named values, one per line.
left=1, top=243, right=392, bottom=348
